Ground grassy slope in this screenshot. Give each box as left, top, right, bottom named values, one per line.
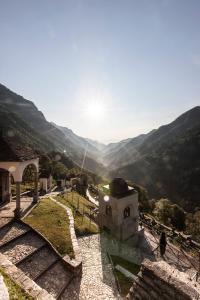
left=24, top=198, right=74, bottom=258
left=111, top=255, right=140, bottom=296
left=56, top=192, right=99, bottom=236
left=0, top=267, right=33, bottom=300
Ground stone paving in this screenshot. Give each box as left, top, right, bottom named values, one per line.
left=0, top=191, right=60, bottom=221
left=61, top=234, right=122, bottom=300
left=0, top=197, right=33, bottom=219
left=0, top=231, right=45, bottom=264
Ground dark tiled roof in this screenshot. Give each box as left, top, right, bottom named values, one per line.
left=110, top=177, right=128, bottom=197
left=0, top=136, right=37, bottom=162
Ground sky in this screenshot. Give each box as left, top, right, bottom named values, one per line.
left=0, top=0, right=200, bottom=143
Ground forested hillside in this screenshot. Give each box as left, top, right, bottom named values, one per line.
left=112, top=122, right=200, bottom=211
left=0, top=83, right=106, bottom=175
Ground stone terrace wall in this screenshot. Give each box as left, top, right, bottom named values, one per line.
left=127, top=259, right=200, bottom=300
left=0, top=253, right=54, bottom=300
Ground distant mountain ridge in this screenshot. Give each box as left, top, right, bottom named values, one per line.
left=52, top=123, right=105, bottom=163
left=0, top=83, right=106, bottom=175
left=103, top=107, right=200, bottom=169
left=1, top=82, right=200, bottom=210
left=109, top=106, right=200, bottom=211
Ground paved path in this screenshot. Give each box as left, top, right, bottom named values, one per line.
left=49, top=195, right=120, bottom=299
left=0, top=191, right=60, bottom=221
left=61, top=235, right=121, bottom=300
left=86, top=189, right=99, bottom=206
left=0, top=197, right=33, bottom=219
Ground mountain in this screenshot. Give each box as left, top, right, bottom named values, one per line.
left=1, top=82, right=200, bottom=210
left=52, top=123, right=105, bottom=163
left=102, top=133, right=153, bottom=168
left=110, top=107, right=200, bottom=211
left=0, top=83, right=106, bottom=175
left=104, top=107, right=200, bottom=169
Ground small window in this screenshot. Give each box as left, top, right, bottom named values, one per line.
left=106, top=205, right=112, bottom=216
left=124, top=206, right=130, bottom=219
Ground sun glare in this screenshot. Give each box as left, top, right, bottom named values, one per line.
left=86, top=101, right=106, bottom=119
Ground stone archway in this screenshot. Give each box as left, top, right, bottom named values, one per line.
left=0, top=168, right=10, bottom=205
left=14, top=160, right=39, bottom=218
left=0, top=158, right=39, bottom=218
left=22, top=163, right=39, bottom=202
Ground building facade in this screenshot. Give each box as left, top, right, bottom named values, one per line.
left=0, top=135, right=39, bottom=217
left=98, top=178, right=139, bottom=241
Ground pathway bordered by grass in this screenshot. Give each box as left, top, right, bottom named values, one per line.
left=56, top=192, right=99, bottom=236
left=0, top=267, right=33, bottom=300
left=24, top=198, right=74, bottom=258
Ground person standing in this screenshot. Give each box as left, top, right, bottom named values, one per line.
left=159, top=231, right=167, bottom=257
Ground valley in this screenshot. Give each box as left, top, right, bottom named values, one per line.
left=1, top=83, right=200, bottom=213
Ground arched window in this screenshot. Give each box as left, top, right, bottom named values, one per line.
left=124, top=206, right=130, bottom=219
left=106, top=205, right=112, bottom=216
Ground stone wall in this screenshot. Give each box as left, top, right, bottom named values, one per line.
left=0, top=253, right=54, bottom=300
left=127, top=259, right=200, bottom=300
left=49, top=197, right=82, bottom=275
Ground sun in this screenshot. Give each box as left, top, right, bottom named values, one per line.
left=86, top=101, right=106, bottom=119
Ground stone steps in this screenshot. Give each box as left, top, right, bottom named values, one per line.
left=16, top=245, right=59, bottom=280
left=0, top=220, right=75, bottom=299
left=0, top=220, right=30, bottom=246
left=0, top=231, right=46, bottom=264
left=36, top=261, right=74, bottom=299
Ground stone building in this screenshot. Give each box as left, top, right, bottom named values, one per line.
left=76, top=174, right=88, bottom=196
left=0, top=136, right=39, bottom=217
left=39, top=170, right=52, bottom=193
left=98, top=178, right=139, bottom=241
left=56, top=177, right=66, bottom=189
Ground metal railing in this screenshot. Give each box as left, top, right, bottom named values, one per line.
left=141, top=216, right=200, bottom=281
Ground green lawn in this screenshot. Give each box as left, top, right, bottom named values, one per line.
left=57, top=192, right=96, bottom=214
left=56, top=192, right=99, bottom=236
left=98, top=184, right=111, bottom=195
left=0, top=267, right=33, bottom=300
left=24, top=198, right=74, bottom=258
left=111, top=255, right=140, bottom=296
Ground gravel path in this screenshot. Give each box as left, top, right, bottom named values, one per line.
left=0, top=231, right=45, bottom=264
left=36, top=261, right=73, bottom=298
left=17, top=245, right=58, bottom=279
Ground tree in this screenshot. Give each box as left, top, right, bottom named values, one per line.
left=171, top=204, right=185, bottom=231
left=128, top=182, right=150, bottom=212
left=52, top=162, right=68, bottom=179
left=185, top=211, right=200, bottom=242
left=39, top=154, right=52, bottom=173
left=153, top=198, right=172, bottom=225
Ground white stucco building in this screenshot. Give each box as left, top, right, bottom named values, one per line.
left=39, top=170, right=52, bottom=193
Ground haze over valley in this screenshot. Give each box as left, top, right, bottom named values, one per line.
left=1, top=83, right=200, bottom=212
